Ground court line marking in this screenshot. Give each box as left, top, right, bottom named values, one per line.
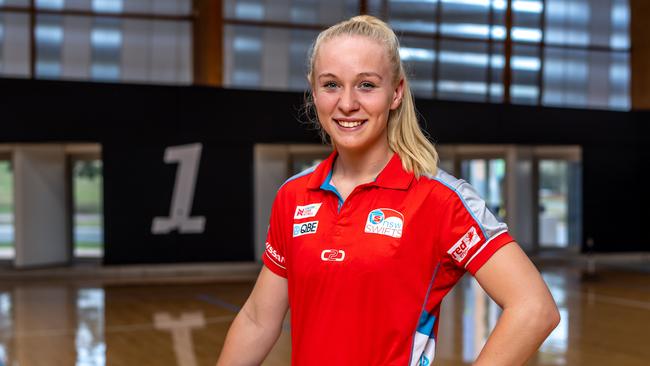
left=1, top=315, right=235, bottom=339
left=197, top=294, right=291, bottom=332
left=581, top=291, right=650, bottom=311
left=196, top=294, right=241, bottom=313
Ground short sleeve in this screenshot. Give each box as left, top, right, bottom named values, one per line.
left=262, top=192, right=289, bottom=278
left=438, top=181, right=514, bottom=275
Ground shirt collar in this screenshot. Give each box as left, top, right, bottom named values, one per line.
left=307, top=150, right=414, bottom=191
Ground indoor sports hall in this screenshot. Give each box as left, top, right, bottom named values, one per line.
left=0, top=0, right=648, bottom=365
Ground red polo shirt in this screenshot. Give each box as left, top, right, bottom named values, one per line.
left=263, top=151, right=514, bottom=366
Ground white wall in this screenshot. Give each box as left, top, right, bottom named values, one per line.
left=13, top=145, right=70, bottom=268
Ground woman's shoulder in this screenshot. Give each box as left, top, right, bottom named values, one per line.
left=419, top=168, right=467, bottom=193
left=276, top=164, right=320, bottom=196
left=417, top=168, right=489, bottom=208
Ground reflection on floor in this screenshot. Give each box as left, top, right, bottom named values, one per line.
left=0, top=264, right=648, bottom=366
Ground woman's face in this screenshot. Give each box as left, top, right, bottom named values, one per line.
left=312, top=35, right=403, bottom=154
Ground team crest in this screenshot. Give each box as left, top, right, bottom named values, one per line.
left=365, top=208, right=404, bottom=238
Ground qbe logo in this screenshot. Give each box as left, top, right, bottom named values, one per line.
left=447, top=226, right=481, bottom=263
left=293, top=221, right=318, bottom=237
left=321, top=249, right=345, bottom=262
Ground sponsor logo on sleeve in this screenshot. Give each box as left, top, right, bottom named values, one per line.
left=447, top=226, right=481, bottom=263
left=321, top=249, right=345, bottom=262
left=265, top=242, right=285, bottom=267
left=294, top=203, right=322, bottom=219
left=293, top=221, right=319, bottom=237
left=364, top=208, right=404, bottom=238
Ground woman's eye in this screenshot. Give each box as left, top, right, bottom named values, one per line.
left=359, top=82, right=376, bottom=89
left=323, top=81, right=338, bottom=89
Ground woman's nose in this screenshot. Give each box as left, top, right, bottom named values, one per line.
left=338, top=88, right=360, bottom=113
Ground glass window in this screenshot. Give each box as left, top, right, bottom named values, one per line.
left=224, top=24, right=317, bottom=91
left=543, top=47, right=629, bottom=110
left=35, top=14, right=64, bottom=78
left=35, top=0, right=64, bottom=10
left=366, top=0, right=386, bottom=18
left=224, top=0, right=358, bottom=25
left=90, top=18, right=121, bottom=81
left=511, top=43, right=541, bottom=104
left=387, top=0, right=438, bottom=34
left=545, top=0, right=591, bottom=48
left=123, top=0, right=192, bottom=15
left=0, top=2, right=192, bottom=83
left=289, top=28, right=320, bottom=89
left=610, top=0, right=629, bottom=50
left=437, top=39, right=491, bottom=102
left=512, top=0, right=543, bottom=43
left=224, top=24, right=263, bottom=88
left=488, top=41, right=504, bottom=102
left=0, top=11, right=30, bottom=78
left=221, top=0, right=630, bottom=110
left=439, top=0, right=505, bottom=41
left=400, top=36, right=436, bottom=98
left=0, top=0, right=29, bottom=6
left=30, top=0, right=191, bottom=15
left=122, top=19, right=192, bottom=84
left=32, top=14, right=191, bottom=83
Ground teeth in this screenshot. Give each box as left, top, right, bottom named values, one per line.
left=336, top=120, right=364, bottom=128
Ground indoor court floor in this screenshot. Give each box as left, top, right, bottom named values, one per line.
left=0, top=258, right=648, bottom=366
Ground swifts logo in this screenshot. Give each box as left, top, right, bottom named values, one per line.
left=294, top=203, right=322, bottom=219
left=293, top=221, right=318, bottom=237
left=321, top=249, right=345, bottom=262
left=364, top=208, right=404, bottom=238
left=447, top=226, right=481, bottom=263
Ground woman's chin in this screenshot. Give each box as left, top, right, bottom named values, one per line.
left=331, top=139, right=387, bottom=155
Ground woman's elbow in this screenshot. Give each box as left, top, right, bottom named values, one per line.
left=542, top=302, right=561, bottom=335
left=530, top=297, right=561, bottom=336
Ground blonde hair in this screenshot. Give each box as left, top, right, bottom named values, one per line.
left=305, top=15, right=438, bottom=178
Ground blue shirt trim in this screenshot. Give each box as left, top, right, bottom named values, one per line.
left=320, top=169, right=344, bottom=211
left=279, top=165, right=317, bottom=190
left=408, top=261, right=441, bottom=364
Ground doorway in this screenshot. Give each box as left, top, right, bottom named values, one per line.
left=70, top=156, right=104, bottom=259
left=535, top=148, right=582, bottom=250
left=438, top=144, right=582, bottom=253
left=0, top=157, right=13, bottom=260
left=459, top=157, right=507, bottom=222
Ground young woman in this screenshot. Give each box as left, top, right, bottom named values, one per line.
left=217, top=15, right=559, bottom=366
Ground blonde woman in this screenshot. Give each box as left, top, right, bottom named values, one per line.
left=217, top=15, right=559, bottom=366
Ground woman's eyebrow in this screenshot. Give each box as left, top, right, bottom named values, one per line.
left=317, top=73, right=337, bottom=79
left=318, top=72, right=383, bottom=80
left=358, top=72, right=383, bottom=80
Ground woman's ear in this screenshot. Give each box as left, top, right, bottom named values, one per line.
left=390, top=78, right=405, bottom=110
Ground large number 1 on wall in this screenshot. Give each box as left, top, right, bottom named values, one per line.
left=151, top=143, right=206, bottom=234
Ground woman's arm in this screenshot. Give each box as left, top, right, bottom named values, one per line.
left=216, top=266, right=289, bottom=366
left=473, top=242, right=560, bottom=366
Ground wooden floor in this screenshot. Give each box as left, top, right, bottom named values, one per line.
left=0, top=262, right=648, bottom=366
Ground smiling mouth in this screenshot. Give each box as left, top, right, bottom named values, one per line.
left=334, top=119, right=367, bottom=128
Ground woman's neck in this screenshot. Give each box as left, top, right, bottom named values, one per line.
left=332, top=143, right=393, bottom=185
